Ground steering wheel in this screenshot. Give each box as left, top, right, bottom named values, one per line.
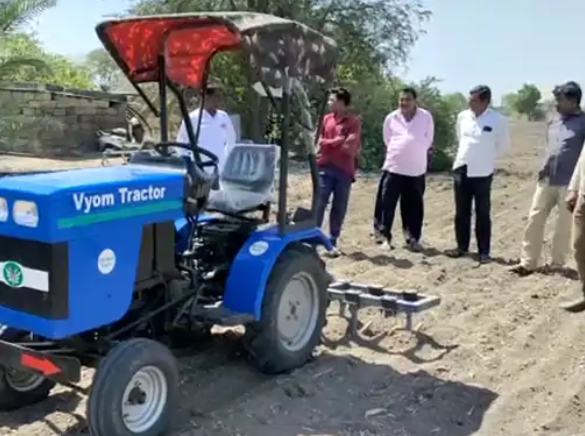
left=155, top=142, right=219, bottom=170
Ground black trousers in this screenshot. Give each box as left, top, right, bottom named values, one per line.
left=453, top=166, right=493, bottom=255
left=373, top=171, right=426, bottom=242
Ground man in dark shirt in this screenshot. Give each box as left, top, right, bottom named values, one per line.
left=510, top=82, right=585, bottom=276
left=316, top=88, right=361, bottom=256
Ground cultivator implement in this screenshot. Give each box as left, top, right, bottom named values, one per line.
left=326, top=280, right=440, bottom=336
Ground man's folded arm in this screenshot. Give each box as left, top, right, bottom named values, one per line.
left=339, top=117, right=362, bottom=154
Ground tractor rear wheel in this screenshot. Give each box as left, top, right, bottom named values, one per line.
left=244, top=245, right=328, bottom=374
left=86, top=338, right=179, bottom=436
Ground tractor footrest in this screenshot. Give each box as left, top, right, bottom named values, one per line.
left=0, top=339, right=81, bottom=384
left=195, top=302, right=254, bottom=327
left=327, top=280, right=440, bottom=314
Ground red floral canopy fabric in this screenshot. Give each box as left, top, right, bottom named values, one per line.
left=95, top=12, right=337, bottom=89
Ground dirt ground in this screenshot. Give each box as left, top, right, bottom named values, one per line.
left=4, top=121, right=585, bottom=436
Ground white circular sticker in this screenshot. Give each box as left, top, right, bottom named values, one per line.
left=249, top=241, right=269, bottom=256
left=97, top=249, right=116, bottom=274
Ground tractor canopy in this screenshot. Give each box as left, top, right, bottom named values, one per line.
left=95, top=12, right=338, bottom=90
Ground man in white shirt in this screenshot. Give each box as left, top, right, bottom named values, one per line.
left=174, top=85, right=236, bottom=172
left=446, top=85, right=510, bottom=263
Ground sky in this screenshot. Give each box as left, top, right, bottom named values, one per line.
left=33, top=0, right=583, bottom=103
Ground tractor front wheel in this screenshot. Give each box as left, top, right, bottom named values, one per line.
left=244, top=245, right=328, bottom=374
left=86, top=338, right=179, bottom=436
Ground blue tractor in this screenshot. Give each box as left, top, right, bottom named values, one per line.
left=0, top=12, right=439, bottom=436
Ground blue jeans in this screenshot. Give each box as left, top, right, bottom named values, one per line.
left=316, top=165, right=352, bottom=241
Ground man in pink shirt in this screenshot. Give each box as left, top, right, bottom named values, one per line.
left=373, top=87, right=435, bottom=251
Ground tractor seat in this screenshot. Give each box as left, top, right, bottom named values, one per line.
left=207, top=143, right=278, bottom=214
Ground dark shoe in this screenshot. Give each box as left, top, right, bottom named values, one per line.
left=477, top=254, right=491, bottom=264
left=408, top=240, right=423, bottom=253
left=559, top=287, right=585, bottom=312
left=560, top=297, right=585, bottom=312
left=373, top=229, right=385, bottom=245
left=445, top=248, right=467, bottom=258
left=508, top=263, right=534, bottom=276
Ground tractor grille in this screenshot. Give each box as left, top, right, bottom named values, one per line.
left=0, top=236, right=68, bottom=319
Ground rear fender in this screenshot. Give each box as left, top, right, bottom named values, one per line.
left=223, top=226, right=331, bottom=319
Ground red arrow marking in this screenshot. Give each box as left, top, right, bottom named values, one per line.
left=20, top=353, right=60, bottom=376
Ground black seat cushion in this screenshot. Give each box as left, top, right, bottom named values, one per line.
left=206, top=144, right=278, bottom=214
left=220, top=144, right=277, bottom=192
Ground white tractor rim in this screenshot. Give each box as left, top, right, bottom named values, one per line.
left=121, top=366, right=168, bottom=433
left=277, top=271, right=320, bottom=352
left=5, top=369, right=45, bottom=392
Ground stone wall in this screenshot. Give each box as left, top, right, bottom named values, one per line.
left=0, top=82, right=128, bottom=157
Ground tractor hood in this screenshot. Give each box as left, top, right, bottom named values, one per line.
left=0, top=164, right=186, bottom=243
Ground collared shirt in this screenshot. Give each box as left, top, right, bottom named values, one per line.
left=317, top=112, right=361, bottom=177
left=175, top=108, right=237, bottom=171
left=453, top=108, right=510, bottom=177
left=382, top=107, right=434, bottom=176
left=540, top=112, right=585, bottom=186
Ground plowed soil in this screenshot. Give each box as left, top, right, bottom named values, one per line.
left=4, top=121, right=585, bottom=436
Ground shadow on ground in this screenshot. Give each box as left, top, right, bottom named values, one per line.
left=0, top=390, right=84, bottom=434
left=322, top=312, right=459, bottom=365
left=346, top=251, right=414, bottom=269
left=0, top=332, right=496, bottom=436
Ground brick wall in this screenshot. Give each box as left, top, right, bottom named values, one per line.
left=0, top=82, right=128, bottom=157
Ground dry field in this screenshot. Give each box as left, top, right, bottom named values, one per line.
left=3, top=121, right=585, bottom=436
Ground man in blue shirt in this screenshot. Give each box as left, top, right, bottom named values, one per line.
left=510, top=82, right=585, bottom=276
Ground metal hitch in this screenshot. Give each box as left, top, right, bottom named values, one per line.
left=326, top=280, right=441, bottom=334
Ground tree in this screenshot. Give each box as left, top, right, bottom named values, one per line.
left=85, top=48, right=131, bottom=92
left=442, top=92, right=467, bottom=113
left=512, top=83, right=542, bottom=120
left=0, top=0, right=55, bottom=80
left=2, top=33, right=95, bottom=88
left=501, top=92, right=518, bottom=116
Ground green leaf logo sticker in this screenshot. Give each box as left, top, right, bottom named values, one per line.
left=3, top=261, right=23, bottom=288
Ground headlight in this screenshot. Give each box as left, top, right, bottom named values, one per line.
left=0, top=198, right=8, bottom=222
left=13, top=200, right=39, bottom=228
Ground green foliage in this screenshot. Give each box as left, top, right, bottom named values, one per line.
left=442, top=92, right=467, bottom=114
left=0, top=0, right=56, bottom=34
left=416, top=79, right=460, bottom=172
left=85, top=48, right=131, bottom=92
left=1, top=33, right=94, bottom=88
left=0, top=0, right=57, bottom=82
left=504, top=83, right=543, bottom=121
